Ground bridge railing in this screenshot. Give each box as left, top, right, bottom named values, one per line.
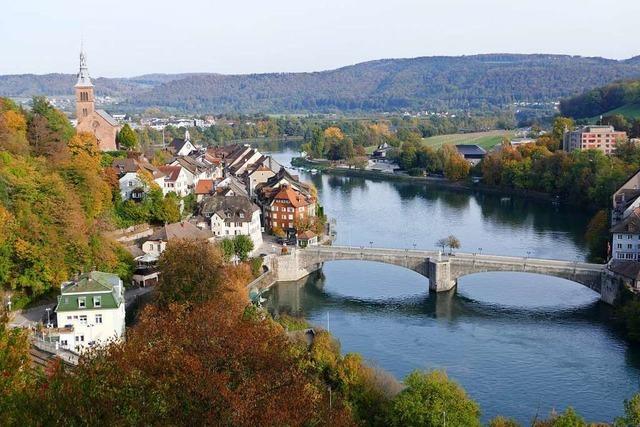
left=306, top=245, right=604, bottom=271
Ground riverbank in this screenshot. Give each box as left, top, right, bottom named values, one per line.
left=291, top=157, right=574, bottom=207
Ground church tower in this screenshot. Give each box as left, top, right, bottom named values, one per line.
left=75, top=49, right=94, bottom=123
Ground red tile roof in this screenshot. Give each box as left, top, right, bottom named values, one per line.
left=194, top=179, right=215, bottom=195
left=273, top=185, right=310, bottom=208
left=157, top=165, right=182, bottom=182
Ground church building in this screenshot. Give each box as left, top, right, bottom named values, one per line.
left=74, top=50, right=119, bottom=151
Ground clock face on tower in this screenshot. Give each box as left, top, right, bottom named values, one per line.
left=92, top=120, right=100, bottom=129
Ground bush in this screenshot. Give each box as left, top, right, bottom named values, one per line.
left=388, top=370, right=481, bottom=427
left=249, top=257, right=263, bottom=278
left=407, top=167, right=424, bottom=176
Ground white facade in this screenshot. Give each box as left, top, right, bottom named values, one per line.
left=176, top=140, right=196, bottom=156
left=119, top=172, right=164, bottom=200
left=55, top=276, right=125, bottom=353
left=612, top=233, right=640, bottom=261
left=248, top=169, right=275, bottom=197
left=162, top=167, right=191, bottom=197
left=142, top=239, right=167, bottom=257
left=211, top=209, right=263, bottom=247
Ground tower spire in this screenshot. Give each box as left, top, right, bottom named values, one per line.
left=75, top=43, right=93, bottom=88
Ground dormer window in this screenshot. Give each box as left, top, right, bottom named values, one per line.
left=78, top=297, right=86, bottom=308
left=94, top=296, right=101, bottom=308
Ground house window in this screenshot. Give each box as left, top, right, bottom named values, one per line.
left=617, top=244, right=622, bottom=249
left=75, top=335, right=84, bottom=342
left=628, top=235, right=633, bottom=240
left=288, top=215, right=293, bottom=220
left=618, top=234, right=623, bottom=239
left=94, top=296, right=101, bottom=308
left=95, top=314, right=103, bottom=324
left=273, top=213, right=278, bottom=219
left=78, top=297, right=86, bottom=308
left=61, top=340, right=68, bottom=347
left=629, top=244, right=633, bottom=249
left=79, top=315, right=87, bottom=325
left=273, top=222, right=278, bottom=227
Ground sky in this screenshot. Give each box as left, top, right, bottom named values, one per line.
left=1, top=0, right=639, bottom=77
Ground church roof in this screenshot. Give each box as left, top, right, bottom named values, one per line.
left=96, top=109, right=118, bottom=127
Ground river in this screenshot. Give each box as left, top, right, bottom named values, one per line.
left=265, top=147, right=640, bottom=423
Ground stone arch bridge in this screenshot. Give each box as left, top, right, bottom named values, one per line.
left=266, top=245, right=620, bottom=304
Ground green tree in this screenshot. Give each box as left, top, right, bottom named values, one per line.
left=552, top=117, right=575, bottom=143
left=615, top=393, right=640, bottom=427
left=533, top=407, right=586, bottom=426
left=116, top=123, right=138, bottom=150
left=388, top=370, right=481, bottom=427
left=233, top=235, right=254, bottom=261
left=489, top=416, right=521, bottom=427
left=219, top=238, right=236, bottom=262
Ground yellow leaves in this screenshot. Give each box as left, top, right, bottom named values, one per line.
left=3, top=110, right=26, bottom=134
left=0, top=206, right=15, bottom=245
left=368, top=122, right=391, bottom=137
left=323, top=126, right=344, bottom=141
left=68, top=132, right=99, bottom=158
left=137, top=169, right=159, bottom=190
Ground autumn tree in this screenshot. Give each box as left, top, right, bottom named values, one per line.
left=585, top=210, right=609, bottom=262
left=0, top=313, right=37, bottom=424
left=155, top=239, right=227, bottom=306
left=19, top=295, right=353, bottom=426
left=441, top=145, right=470, bottom=181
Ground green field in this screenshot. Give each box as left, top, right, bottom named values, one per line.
left=602, top=103, right=640, bottom=120
left=420, top=130, right=511, bottom=149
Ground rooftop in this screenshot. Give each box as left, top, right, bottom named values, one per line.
left=455, top=144, right=487, bottom=156
left=148, top=221, right=213, bottom=242
left=611, top=208, right=640, bottom=233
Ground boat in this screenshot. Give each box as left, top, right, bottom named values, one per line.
left=310, top=169, right=318, bottom=175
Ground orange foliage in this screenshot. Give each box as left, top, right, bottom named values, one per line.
left=324, top=126, right=345, bottom=141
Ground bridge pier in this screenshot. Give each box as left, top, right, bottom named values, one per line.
left=428, top=258, right=456, bottom=292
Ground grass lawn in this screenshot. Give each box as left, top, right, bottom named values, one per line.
left=602, top=103, right=640, bottom=120
left=420, top=130, right=511, bottom=150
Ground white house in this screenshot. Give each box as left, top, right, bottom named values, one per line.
left=201, top=195, right=263, bottom=247
left=112, top=157, right=166, bottom=200
left=118, top=171, right=165, bottom=201
left=158, top=165, right=191, bottom=197
left=611, top=208, right=640, bottom=261
left=54, top=271, right=125, bottom=353
left=170, top=156, right=218, bottom=189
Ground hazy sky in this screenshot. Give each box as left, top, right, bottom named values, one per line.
left=2, top=0, right=639, bottom=77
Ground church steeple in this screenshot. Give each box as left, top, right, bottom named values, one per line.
left=75, top=47, right=93, bottom=88
left=75, top=46, right=94, bottom=121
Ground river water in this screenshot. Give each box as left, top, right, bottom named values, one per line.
left=265, top=148, right=640, bottom=423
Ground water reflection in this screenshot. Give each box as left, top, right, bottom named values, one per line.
left=267, top=268, right=606, bottom=325
left=266, top=261, right=640, bottom=422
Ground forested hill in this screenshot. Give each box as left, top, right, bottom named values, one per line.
left=3, top=54, right=640, bottom=113
left=559, top=79, right=640, bottom=119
